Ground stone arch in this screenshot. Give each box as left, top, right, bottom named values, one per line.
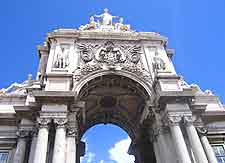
left=80, top=120, right=136, bottom=142
left=73, top=69, right=154, bottom=102
left=75, top=71, right=156, bottom=163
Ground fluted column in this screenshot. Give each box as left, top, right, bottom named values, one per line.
left=13, top=130, right=29, bottom=163
left=52, top=118, right=67, bottom=163
left=66, top=111, right=79, bottom=163
left=33, top=118, right=51, bottom=163
left=184, top=116, right=208, bottom=163
left=197, top=127, right=218, bottom=163
left=28, top=129, right=38, bottom=163
left=167, top=115, right=192, bottom=163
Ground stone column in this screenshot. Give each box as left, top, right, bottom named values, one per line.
left=197, top=127, right=218, bottom=163
left=52, top=118, right=67, bottom=163
left=13, top=130, right=29, bottom=163
left=152, top=140, right=161, bottom=163
left=184, top=116, right=208, bottom=163
left=66, top=111, right=79, bottom=163
left=33, top=118, right=51, bottom=163
left=28, top=129, right=38, bottom=163
left=168, top=115, right=192, bottom=163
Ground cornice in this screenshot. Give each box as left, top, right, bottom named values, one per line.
left=46, top=29, right=168, bottom=45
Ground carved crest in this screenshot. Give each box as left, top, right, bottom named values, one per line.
left=96, top=41, right=126, bottom=65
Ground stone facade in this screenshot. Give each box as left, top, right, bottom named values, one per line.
left=0, top=9, right=224, bottom=163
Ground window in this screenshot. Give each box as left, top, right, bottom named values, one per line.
left=212, top=145, right=225, bottom=163
left=0, top=152, right=9, bottom=163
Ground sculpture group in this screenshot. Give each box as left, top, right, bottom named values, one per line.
left=79, top=8, right=131, bottom=31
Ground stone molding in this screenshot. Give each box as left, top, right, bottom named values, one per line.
left=40, top=112, right=67, bottom=119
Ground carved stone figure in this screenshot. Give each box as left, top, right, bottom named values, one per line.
left=79, top=16, right=98, bottom=30
left=115, top=17, right=131, bottom=31
left=94, top=8, right=119, bottom=26
left=153, top=51, right=166, bottom=71
left=54, top=47, right=69, bottom=68
left=79, top=9, right=132, bottom=32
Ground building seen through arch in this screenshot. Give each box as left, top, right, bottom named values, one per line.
left=0, top=9, right=224, bottom=163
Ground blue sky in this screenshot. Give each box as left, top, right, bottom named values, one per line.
left=0, top=0, right=225, bottom=162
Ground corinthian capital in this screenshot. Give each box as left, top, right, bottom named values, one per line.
left=183, top=115, right=193, bottom=125
left=16, top=129, right=30, bottom=138
left=37, top=118, right=51, bottom=128
left=54, top=118, right=68, bottom=128
left=166, top=114, right=182, bottom=126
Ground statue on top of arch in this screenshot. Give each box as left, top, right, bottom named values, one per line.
left=79, top=8, right=132, bottom=32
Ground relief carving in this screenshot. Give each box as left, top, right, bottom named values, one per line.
left=77, top=43, right=99, bottom=63
left=96, top=41, right=126, bottom=64
left=54, top=46, right=70, bottom=69
left=153, top=50, right=166, bottom=71
left=74, top=41, right=150, bottom=82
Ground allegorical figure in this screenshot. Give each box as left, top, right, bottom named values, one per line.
left=94, top=8, right=119, bottom=26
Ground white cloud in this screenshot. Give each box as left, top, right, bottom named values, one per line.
left=100, top=160, right=104, bottom=163
left=81, top=152, right=96, bottom=163
left=80, top=138, right=96, bottom=163
left=109, top=137, right=135, bottom=163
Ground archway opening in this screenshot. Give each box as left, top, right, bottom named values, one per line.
left=80, top=124, right=135, bottom=163
left=76, top=75, right=156, bottom=163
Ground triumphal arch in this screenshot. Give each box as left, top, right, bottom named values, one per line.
left=0, top=9, right=224, bottom=163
